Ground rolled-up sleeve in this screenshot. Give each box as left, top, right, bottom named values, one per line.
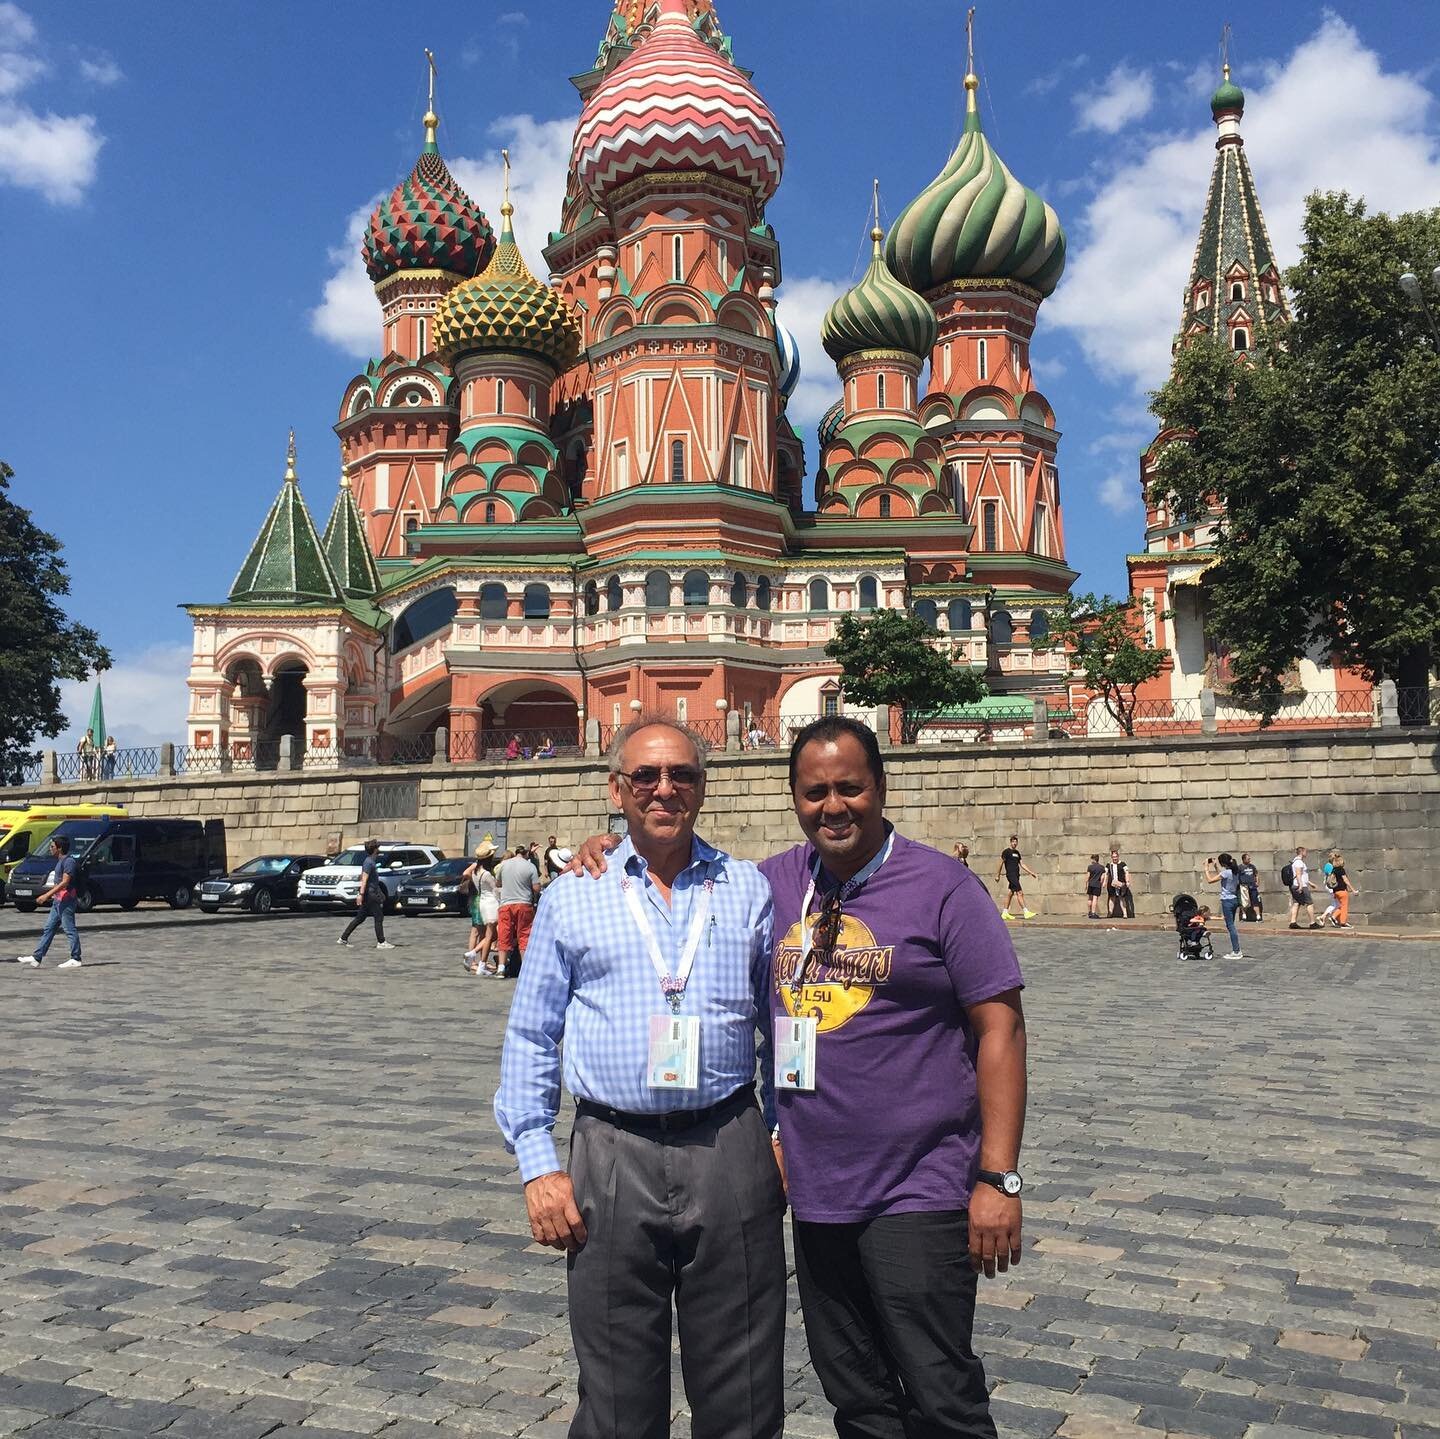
left=752, top=887, right=777, bottom=1130
left=493, top=887, right=572, bottom=1181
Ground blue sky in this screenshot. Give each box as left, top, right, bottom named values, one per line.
left=5, top=1, right=1440, bottom=745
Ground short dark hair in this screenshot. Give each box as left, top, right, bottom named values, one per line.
left=788, top=716, right=884, bottom=790
left=364, top=838, right=380, bottom=855
left=51, top=834, right=71, bottom=855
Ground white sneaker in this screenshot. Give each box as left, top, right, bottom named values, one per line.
left=1224, top=951, right=1244, bottom=960
left=464, top=948, right=478, bottom=960
left=56, top=957, right=82, bottom=970
left=375, top=941, right=397, bottom=950
left=15, top=955, right=38, bottom=967
left=336, top=937, right=350, bottom=946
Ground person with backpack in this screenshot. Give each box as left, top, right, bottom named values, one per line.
left=1285, top=845, right=1321, bottom=930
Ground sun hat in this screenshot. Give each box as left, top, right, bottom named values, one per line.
left=474, top=838, right=498, bottom=859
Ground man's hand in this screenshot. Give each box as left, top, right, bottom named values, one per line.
left=771, top=1134, right=788, bottom=1202
left=568, top=834, right=620, bottom=878
left=524, top=1171, right=588, bottom=1253
left=968, top=1183, right=1022, bottom=1278
left=356, top=893, right=364, bottom=907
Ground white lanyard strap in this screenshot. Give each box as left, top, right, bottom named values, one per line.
left=621, top=871, right=715, bottom=1009
left=796, top=831, right=895, bottom=986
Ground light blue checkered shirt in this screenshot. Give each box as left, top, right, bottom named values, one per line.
left=494, top=834, right=775, bottom=1181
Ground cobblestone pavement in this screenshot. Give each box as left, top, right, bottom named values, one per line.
left=0, top=906, right=1436, bottom=1439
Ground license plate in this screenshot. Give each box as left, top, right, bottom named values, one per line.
left=10, top=888, right=35, bottom=898
left=405, top=897, right=425, bottom=906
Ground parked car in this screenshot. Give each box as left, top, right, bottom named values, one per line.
left=0, top=803, right=128, bottom=905
left=7, top=817, right=226, bottom=912
left=297, top=843, right=446, bottom=912
left=198, top=854, right=327, bottom=915
left=398, top=858, right=474, bottom=915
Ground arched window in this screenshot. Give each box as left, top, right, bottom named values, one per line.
left=523, top=583, right=552, bottom=620
left=605, top=575, right=623, bottom=612
left=879, top=494, right=892, bottom=518
left=670, top=439, right=686, bottom=483
left=1029, top=608, right=1050, bottom=643
left=914, top=599, right=939, bottom=630
left=497, top=378, right=506, bottom=413
left=672, top=234, right=684, bottom=282
left=479, top=582, right=508, bottom=621
left=717, top=239, right=729, bottom=283
left=403, top=514, right=420, bottom=534
left=1232, top=328, right=1250, bottom=352
left=645, top=570, right=672, bottom=610
left=943, top=343, right=953, bottom=382
left=391, top=586, right=458, bottom=651
left=990, top=608, right=1014, bottom=646
left=947, top=598, right=973, bottom=632
left=415, top=317, right=427, bottom=355
left=583, top=580, right=600, bottom=617
left=982, top=501, right=998, bottom=552
left=977, top=338, right=988, bottom=380
left=683, top=570, right=710, bottom=607
left=484, top=501, right=496, bottom=525
left=808, top=577, right=830, bottom=612
left=876, top=373, right=887, bottom=409
left=755, top=576, right=772, bottom=611
left=528, top=385, right=537, bottom=418
left=859, top=575, right=879, bottom=610
left=1230, top=281, right=1244, bottom=301
left=730, top=573, right=749, bottom=608
left=633, top=239, right=642, bottom=274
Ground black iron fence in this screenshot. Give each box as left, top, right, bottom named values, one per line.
left=449, top=727, right=583, bottom=763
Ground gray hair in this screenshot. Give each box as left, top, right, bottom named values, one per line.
left=607, top=715, right=708, bottom=776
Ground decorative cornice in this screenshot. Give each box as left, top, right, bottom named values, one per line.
left=373, top=268, right=464, bottom=298
left=605, top=168, right=758, bottom=212
left=928, top=277, right=1043, bottom=304
left=836, top=348, right=924, bottom=376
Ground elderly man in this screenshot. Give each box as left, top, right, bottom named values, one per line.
left=494, top=718, right=783, bottom=1439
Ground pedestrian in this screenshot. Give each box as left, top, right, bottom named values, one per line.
left=995, top=834, right=1037, bottom=920
left=1238, top=853, right=1263, bottom=922
left=952, top=841, right=971, bottom=868
left=102, top=735, right=118, bottom=781
left=1106, top=848, right=1135, bottom=919
left=494, top=718, right=783, bottom=1439
left=337, top=838, right=396, bottom=950
left=1286, top=845, right=1322, bottom=930
left=77, top=728, right=97, bottom=782
left=495, top=843, right=540, bottom=979
left=1085, top=852, right=1105, bottom=919
left=543, top=834, right=567, bottom=880
left=1321, top=850, right=1358, bottom=929
left=573, top=716, right=1028, bottom=1439
left=15, top=835, right=84, bottom=970
left=463, top=839, right=500, bottom=975
left=1202, top=852, right=1245, bottom=959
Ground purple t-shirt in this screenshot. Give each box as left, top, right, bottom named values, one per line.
left=759, top=831, right=1023, bottom=1223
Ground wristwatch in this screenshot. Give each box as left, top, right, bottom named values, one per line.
left=976, top=1168, right=1024, bottom=1197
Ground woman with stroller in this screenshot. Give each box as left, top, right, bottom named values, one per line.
left=462, top=839, right=501, bottom=975
left=1203, top=853, right=1246, bottom=960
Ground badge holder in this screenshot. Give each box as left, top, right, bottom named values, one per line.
left=775, top=1016, right=818, bottom=1091
left=648, top=1014, right=701, bottom=1090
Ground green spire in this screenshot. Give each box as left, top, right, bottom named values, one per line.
left=322, top=461, right=382, bottom=599
left=229, top=432, right=343, bottom=605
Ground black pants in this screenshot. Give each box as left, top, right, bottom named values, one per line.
left=1108, top=885, right=1134, bottom=919
left=793, top=1211, right=995, bottom=1439
left=342, top=890, right=386, bottom=943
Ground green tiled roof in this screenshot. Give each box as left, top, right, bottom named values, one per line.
left=321, top=481, right=381, bottom=600
left=229, top=437, right=342, bottom=605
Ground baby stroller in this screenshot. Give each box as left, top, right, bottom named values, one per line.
left=1172, top=894, right=1214, bottom=962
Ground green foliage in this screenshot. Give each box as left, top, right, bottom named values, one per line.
left=0, top=462, right=111, bottom=778
left=1150, top=192, right=1440, bottom=701
left=1033, top=592, right=1168, bottom=737
left=825, top=609, right=986, bottom=744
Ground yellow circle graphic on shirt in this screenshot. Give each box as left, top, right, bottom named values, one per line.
left=775, top=913, right=894, bottom=1032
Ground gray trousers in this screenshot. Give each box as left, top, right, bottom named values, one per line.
left=566, top=1096, right=786, bottom=1439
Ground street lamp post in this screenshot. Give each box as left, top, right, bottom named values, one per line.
left=1398, top=266, right=1440, bottom=341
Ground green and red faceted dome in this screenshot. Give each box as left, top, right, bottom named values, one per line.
left=363, top=129, right=495, bottom=285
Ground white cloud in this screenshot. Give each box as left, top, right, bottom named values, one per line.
left=310, top=114, right=577, bottom=360
left=775, top=275, right=846, bottom=432
left=1048, top=16, right=1440, bottom=398
left=56, top=644, right=194, bottom=752
left=0, top=3, right=105, bottom=204
left=1074, top=64, right=1155, bottom=134
left=1098, top=472, right=1139, bottom=514
left=77, top=53, right=123, bottom=86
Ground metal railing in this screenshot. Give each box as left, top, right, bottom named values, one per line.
left=449, top=727, right=583, bottom=763
left=1398, top=686, right=1440, bottom=726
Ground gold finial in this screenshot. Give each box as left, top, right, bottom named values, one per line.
left=964, top=5, right=979, bottom=105
left=423, top=49, right=439, bottom=145
left=284, top=429, right=297, bottom=484
left=871, top=178, right=883, bottom=250
left=1221, top=22, right=1231, bottom=81
left=501, top=148, right=513, bottom=219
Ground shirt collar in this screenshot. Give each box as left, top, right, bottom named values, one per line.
left=620, top=832, right=725, bottom=881
left=809, top=822, right=897, bottom=893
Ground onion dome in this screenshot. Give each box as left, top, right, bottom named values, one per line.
left=433, top=189, right=581, bottom=371
left=775, top=317, right=801, bottom=400
left=572, top=0, right=783, bottom=206
left=885, top=68, right=1065, bottom=297
left=822, top=225, right=939, bottom=363
left=1211, top=64, right=1245, bottom=118
left=362, top=100, right=494, bottom=284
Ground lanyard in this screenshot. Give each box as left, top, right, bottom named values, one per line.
left=793, top=832, right=894, bottom=993
left=621, top=870, right=715, bottom=1012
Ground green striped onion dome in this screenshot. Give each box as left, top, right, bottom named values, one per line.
left=822, top=229, right=939, bottom=363
left=885, top=78, right=1066, bottom=297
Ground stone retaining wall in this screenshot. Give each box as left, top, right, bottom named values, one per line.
left=5, top=731, right=1438, bottom=925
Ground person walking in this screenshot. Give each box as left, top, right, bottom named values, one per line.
left=1105, top=849, right=1135, bottom=919
left=995, top=835, right=1037, bottom=920
left=495, top=844, right=540, bottom=979
left=1203, top=853, right=1245, bottom=959
left=1287, top=845, right=1321, bottom=930
left=495, top=718, right=783, bottom=1439
left=1238, top=853, right=1263, bottom=922
left=1321, top=850, right=1358, bottom=929
left=1085, top=853, right=1106, bottom=919
left=15, top=835, right=84, bottom=970
left=338, top=838, right=395, bottom=950
left=463, top=840, right=500, bottom=974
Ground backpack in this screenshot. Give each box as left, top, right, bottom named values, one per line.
left=1280, top=862, right=1294, bottom=889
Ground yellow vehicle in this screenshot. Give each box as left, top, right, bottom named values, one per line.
left=0, top=804, right=128, bottom=901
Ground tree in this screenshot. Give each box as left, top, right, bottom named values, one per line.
left=1032, top=592, right=1169, bottom=737
left=1150, top=193, right=1440, bottom=704
left=825, top=609, right=986, bottom=744
left=0, top=462, right=111, bottom=778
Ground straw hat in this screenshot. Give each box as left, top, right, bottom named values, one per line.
left=473, top=838, right=498, bottom=860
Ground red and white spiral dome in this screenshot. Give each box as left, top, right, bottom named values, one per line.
left=572, top=0, right=784, bottom=206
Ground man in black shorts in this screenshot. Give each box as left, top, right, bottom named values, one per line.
left=996, top=835, right=1037, bottom=920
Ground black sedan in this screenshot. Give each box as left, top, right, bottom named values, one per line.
left=398, top=858, right=473, bottom=916
left=198, top=855, right=326, bottom=915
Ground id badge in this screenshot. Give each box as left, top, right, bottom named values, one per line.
left=647, top=1014, right=700, bottom=1090
left=775, top=1016, right=818, bottom=1091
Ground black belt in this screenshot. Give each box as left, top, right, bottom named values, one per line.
left=576, top=1083, right=755, bottom=1136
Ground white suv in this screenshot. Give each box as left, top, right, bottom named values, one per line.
left=298, top=843, right=446, bottom=911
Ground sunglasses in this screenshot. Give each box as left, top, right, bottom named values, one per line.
left=617, top=764, right=703, bottom=795
left=810, top=889, right=845, bottom=958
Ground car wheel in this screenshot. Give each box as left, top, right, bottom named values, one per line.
left=74, top=887, right=95, bottom=914
left=251, top=889, right=273, bottom=915
left=169, top=884, right=193, bottom=910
